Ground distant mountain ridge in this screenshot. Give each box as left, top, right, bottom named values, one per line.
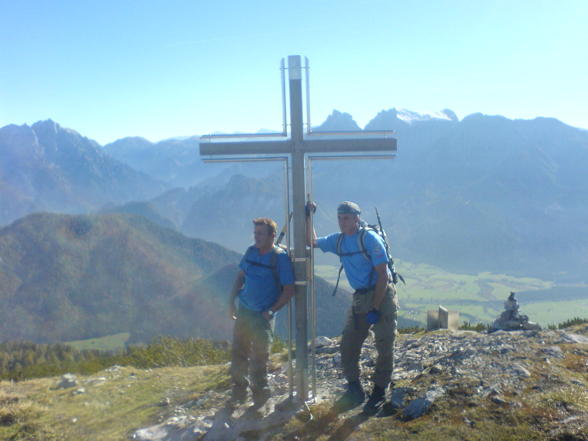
left=0, top=120, right=167, bottom=226
left=103, top=135, right=217, bottom=187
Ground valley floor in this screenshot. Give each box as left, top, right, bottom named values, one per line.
left=316, top=262, right=588, bottom=326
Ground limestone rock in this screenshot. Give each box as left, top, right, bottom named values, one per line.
left=57, top=373, right=77, bottom=389
left=313, top=336, right=334, bottom=348
left=403, top=387, right=445, bottom=421
left=561, top=333, right=588, bottom=344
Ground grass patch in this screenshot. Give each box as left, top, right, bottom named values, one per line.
left=539, top=386, right=588, bottom=413
left=65, top=333, right=130, bottom=351
left=0, top=364, right=229, bottom=441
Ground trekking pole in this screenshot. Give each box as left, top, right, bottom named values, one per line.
left=306, top=171, right=317, bottom=401
left=276, top=212, right=293, bottom=246
left=282, top=160, right=294, bottom=400
left=375, top=207, right=405, bottom=285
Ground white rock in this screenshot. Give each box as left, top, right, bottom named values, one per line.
left=512, top=364, right=531, bottom=378
left=57, top=373, right=77, bottom=389
left=562, top=333, right=588, bottom=344
left=313, top=336, right=334, bottom=347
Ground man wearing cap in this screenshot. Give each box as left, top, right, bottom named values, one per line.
left=228, top=217, right=295, bottom=410
left=307, top=201, right=398, bottom=415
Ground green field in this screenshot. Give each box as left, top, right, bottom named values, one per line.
left=65, top=333, right=130, bottom=351
left=315, top=261, right=588, bottom=326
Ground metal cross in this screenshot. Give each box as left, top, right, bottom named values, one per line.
left=200, top=55, right=397, bottom=402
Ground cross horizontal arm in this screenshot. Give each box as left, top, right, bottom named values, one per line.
left=301, top=137, right=396, bottom=154
left=200, top=140, right=291, bottom=156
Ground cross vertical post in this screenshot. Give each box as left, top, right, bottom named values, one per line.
left=287, top=55, right=309, bottom=400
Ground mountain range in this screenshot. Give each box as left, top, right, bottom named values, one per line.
left=0, top=120, right=167, bottom=226
left=100, top=109, right=588, bottom=282
left=1, top=107, right=587, bottom=316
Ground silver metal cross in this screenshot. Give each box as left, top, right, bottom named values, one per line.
left=200, top=55, right=397, bottom=402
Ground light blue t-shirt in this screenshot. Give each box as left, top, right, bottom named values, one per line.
left=317, top=229, right=389, bottom=290
left=238, top=246, right=295, bottom=312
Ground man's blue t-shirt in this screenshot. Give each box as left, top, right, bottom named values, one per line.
left=238, top=246, right=295, bottom=312
left=317, top=230, right=389, bottom=290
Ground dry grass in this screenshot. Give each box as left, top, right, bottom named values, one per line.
left=0, top=365, right=229, bottom=441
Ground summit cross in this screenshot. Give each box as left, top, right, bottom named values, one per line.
left=200, top=55, right=397, bottom=402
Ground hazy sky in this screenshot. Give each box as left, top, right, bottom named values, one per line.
left=1, top=0, right=587, bottom=144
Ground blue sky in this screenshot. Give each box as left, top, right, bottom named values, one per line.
left=1, top=0, right=587, bottom=144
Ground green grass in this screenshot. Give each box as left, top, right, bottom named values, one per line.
left=65, top=332, right=130, bottom=351
left=523, top=300, right=588, bottom=326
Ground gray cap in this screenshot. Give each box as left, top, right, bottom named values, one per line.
left=337, top=201, right=361, bottom=215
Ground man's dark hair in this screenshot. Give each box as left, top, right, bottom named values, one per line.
left=253, top=218, right=277, bottom=236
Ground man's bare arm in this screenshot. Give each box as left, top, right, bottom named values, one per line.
left=262, top=284, right=295, bottom=320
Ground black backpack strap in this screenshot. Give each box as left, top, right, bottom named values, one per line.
left=359, top=228, right=377, bottom=287
left=335, top=233, right=344, bottom=256
left=243, top=245, right=256, bottom=268
left=331, top=264, right=344, bottom=296
left=332, top=233, right=344, bottom=296
left=244, top=245, right=285, bottom=290
left=270, top=245, right=284, bottom=288
left=332, top=230, right=372, bottom=296
left=336, top=231, right=364, bottom=258
left=357, top=228, right=371, bottom=262
left=245, top=245, right=278, bottom=271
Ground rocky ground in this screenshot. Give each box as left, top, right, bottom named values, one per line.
left=130, top=325, right=588, bottom=441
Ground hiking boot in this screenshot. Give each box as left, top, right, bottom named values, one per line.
left=226, top=387, right=247, bottom=409
left=379, top=399, right=402, bottom=417
left=251, top=387, right=271, bottom=409
left=362, top=385, right=386, bottom=416
left=334, top=381, right=365, bottom=412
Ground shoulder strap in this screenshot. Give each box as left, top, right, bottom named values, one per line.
left=244, top=245, right=283, bottom=289
left=357, top=228, right=371, bottom=262
left=245, top=246, right=276, bottom=270
left=335, top=233, right=344, bottom=256
left=270, top=245, right=285, bottom=288
left=335, top=232, right=365, bottom=258
left=244, top=245, right=256, bottom=261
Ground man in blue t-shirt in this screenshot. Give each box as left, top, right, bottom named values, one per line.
left=307, top=201, right=399, bottom=415
left=228, top=217, right=295, bottom=409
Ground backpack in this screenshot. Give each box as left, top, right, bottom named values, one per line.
left=332, top=223, right=403, bottom=296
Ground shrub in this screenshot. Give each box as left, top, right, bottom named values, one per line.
left=459, top=321, right=489, bottom=332
left=0, top=337, right=230, bottom=381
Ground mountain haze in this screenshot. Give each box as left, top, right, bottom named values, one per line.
left=0, top=121, right=167, bottom=226
left=0, top=212, right=239, bottom=343
left=133, top=109, right=588, bottom=282
left=2, top=109, right=587, bottom=283
left=103, top=136, right=218, bottom=188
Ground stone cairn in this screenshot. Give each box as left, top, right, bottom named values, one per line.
left=490, top=292, right=541, bottom=332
